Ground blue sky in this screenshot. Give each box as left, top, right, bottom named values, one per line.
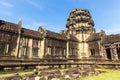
left=0, top=0, right=120, bottom=34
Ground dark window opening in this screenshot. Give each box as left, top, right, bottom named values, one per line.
left=106, top=48, right=112, bottom=59
left=0, top=43, right=10, bottom=55
left=90, top=49, right=95, bottom=56
left=117, top=48, right=120, bottom=59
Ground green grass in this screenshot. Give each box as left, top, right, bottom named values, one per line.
left=1, top=68, right=120, bottom=80
left=80, top=68, right=120, bottom=80
left=0, top=74, right=14, bottom=77
left=0, top=68, right=67, bottom=77
left=0, top=71, right=33, bottom=77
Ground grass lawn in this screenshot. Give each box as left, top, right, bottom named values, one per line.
left=0, top=68, right=120, bottom=80
left=0, top=71, right=33, bottom=77
left=80, top=68, right=120, bottom=80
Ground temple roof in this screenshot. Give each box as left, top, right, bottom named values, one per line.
left=0, top=20, right=19, bottom=33
left=66, top=8, right=94, bottom=28
left=46, top=30, right=67, bottom=41
left=104, top=34, right=120, bottom=44
left=87, top=33, right=101, bottom=41
left=21, top=28, right=43, bottom=39
left=0, top=20, right=43, bottom=39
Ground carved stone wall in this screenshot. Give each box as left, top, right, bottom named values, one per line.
left=1, top=8, right=120, bottom=61
left=65, top=8, right=95, bottom=58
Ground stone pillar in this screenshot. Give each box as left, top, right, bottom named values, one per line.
left=56, top=47, right=58, bottom=56
left=17, top=38, right=23, bottom=58
left=53, top=46, right=55, bottom=56
left=98, top=41, right=101, bottom=57
left=66, top=41, right=69, bottom=58
left=84, top=42, right=89, bottom=57
left=113, top=47, right=118, bottom=60
left=110, top=45, right=113, bottom=60
left=51, top=47, right=53, bottom=56
left=15, top=34, right=21, bottom=57
left=15, top=20, right=22, bottom=58
left=29, top=39, right=33, bottom=58
left=111, top=44, right=118, bottom=60
left=38, top=40, right=41, bottom=58
left=60, top=48, right=62, bottom=57
left=39, top=38, right=45, bottom=58
left=102, top=46, right=107, bottom=59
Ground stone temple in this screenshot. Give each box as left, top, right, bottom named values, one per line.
left=0, top=8, right=120, bottom=61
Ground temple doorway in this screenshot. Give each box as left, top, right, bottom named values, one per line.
left=117, top=48, right=120, bottom=59
left=106, top=48, right=112, bottom=59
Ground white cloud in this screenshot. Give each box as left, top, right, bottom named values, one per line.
left=0, top=1, right=13, bottom=8
left=25, top=0, right=42, bottom=10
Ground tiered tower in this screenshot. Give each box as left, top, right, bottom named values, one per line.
left=66, top=8, right=95, bottom=58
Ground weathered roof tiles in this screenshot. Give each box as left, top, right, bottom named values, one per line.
left=21, top=28, right=43, bottom=39
left=0, top=20, right=19, bottom=33
left=87, top=33, right=101, bottom=42
left=104, top=34, right=120, bottom=44
left=46, top=30, right=67, bottom=41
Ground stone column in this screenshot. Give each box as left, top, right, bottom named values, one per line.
left=39, top=38, right=45, bottom=58
left=44, top=39, right=47, bottom=57
left=29, top=39, right=33, bottom=58
left=98, top=41, right=101, bottom=57
left=111, top=44, right=118, bottom=60
left=102, top=46, right=107, bottom=59
left=110, top=45, right=113, bottom=60
left=113, top=47, right=118, bottom=60
left=37, top=40, right=41, bottom=58
left=66, top=41, right=69, bottom=58
left=15, top=20, right=22, bottom=58
left=53, top=46, right=55, bottom=56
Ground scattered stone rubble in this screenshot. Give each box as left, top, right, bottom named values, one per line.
left=0, top=66, right=101, bottom=80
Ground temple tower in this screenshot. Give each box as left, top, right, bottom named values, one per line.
left=66, top=8, right=95, bottom=58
